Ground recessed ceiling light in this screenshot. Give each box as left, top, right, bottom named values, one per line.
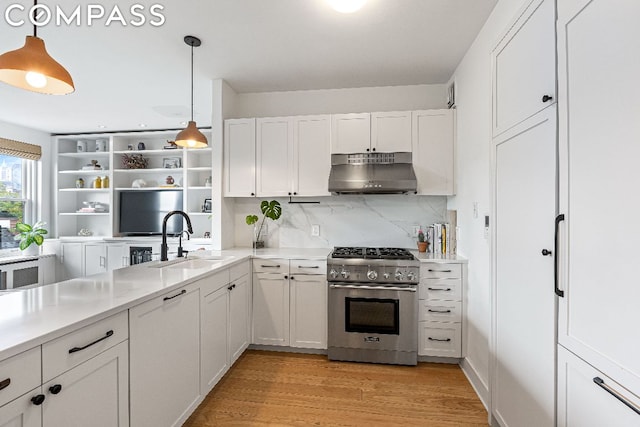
left=326, top=0, right=367, bottom=13
left=98, top=125, right=106, bottom=129
left=139, top=123, right=147, bottom=128
left=180, top=121, right=188, bottom=126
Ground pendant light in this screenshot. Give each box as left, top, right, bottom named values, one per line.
left=175, top=35, right=208, bottom=148
left=0, top=0, right=74, bottom=95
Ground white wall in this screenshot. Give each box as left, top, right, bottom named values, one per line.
left=448, top=0, right=529, bottom=408
left=0, top=119, right=53, bottom=230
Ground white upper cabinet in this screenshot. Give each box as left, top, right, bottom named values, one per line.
left=371, top=111, right=412, bottom=153
left=224, top=118, right=256, bottom=197
left=331, top=113, right=371, bottom=153
left=412, top=110, right=455, bottom=195
left=557, top=0, right=640, bottom=398
left=256, top=117, right=293, bottom=197
left=293, top=115, right=331, bottom=196
left=492, top=0, right=556, bottom=136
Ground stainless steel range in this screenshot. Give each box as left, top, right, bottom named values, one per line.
left=327, top=247, right=419, bottom=366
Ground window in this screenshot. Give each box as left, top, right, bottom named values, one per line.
left=0, top=155, right=33, bottom=250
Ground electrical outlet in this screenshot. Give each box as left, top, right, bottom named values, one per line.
left=311, top=224, right=320, bottom=237
left=412, top=225, right=421, bottom=237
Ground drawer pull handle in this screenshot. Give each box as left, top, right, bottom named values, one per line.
left=428, top=287, right=452, bottom=292
left=48, top=384, right=62, bottom=395
left=298, top=265, right=319, bottom=269
left=69, top=330, right=114, bottom=354
left=428, top=337, right=452, bottom=342
left=260, top=265, right=280, bottom=268
left=227, top=284, right=236, bottom=291
left=428, top=269, right=452, bottom=273
left=31, top=394, right=45, bottom=406
left=593, top=377, right=640, bottom=416
left=428, top=309, right=452, bottom=313
left=0, top=378, right=10, bottom=391
left=163, top=289, right=187, bottom=301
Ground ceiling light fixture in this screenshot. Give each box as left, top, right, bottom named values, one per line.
left=326, top=0, right=367, bottom=13
left=175, top=35, right=208, bottom=149
left=0, top=0, right=74, bottom=95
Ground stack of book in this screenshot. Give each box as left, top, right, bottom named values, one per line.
left=425, top=210, right=458, bottom=255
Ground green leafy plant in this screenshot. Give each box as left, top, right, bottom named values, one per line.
left=14, top=221, right=48, bottom=250
left=418, top=229, right=425, bottom=242
left=245, top=200, right=282, bottom=243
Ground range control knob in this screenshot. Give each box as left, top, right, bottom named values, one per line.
left=394, top=270, right=404, bottom=281
left=383, top=272, right=391, bottom=280
left=329, top=268, right=339, bottom=279
left=340, top=269, right=350, bottom=279
left=367, top=270, right=378, bottom=281
left=406, top=271, right=416, bottom=281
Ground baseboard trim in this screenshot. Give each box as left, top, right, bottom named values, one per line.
left=249, top=344, right=328, bottom=355
left=460, top=357, right=489, bottom=410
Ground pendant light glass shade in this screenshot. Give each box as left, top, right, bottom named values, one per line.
left=0, top=36, right=74, bottom=95
left=175, top=35, right=208, bottom=148
left=175, top=121, right=208, bottom=148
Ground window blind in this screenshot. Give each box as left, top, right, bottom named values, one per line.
left=0, top=137, right=41, bottom=160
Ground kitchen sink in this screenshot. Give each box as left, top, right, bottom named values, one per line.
left=148, top=255, right=233, bottom=269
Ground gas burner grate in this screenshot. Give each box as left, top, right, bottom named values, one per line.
left=331, top=247, right=415, bottom=260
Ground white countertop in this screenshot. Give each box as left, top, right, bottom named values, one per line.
left=0, top=247, right=330, bottom=361
left=412, top=252, right=468, bottom=263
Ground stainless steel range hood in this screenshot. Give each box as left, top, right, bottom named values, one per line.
left=328, top=152, right=417, bottom=194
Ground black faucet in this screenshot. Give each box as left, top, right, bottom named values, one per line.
left=178, top=230, right=191, bottom=258
left=161, top=211, right=193, bottom=261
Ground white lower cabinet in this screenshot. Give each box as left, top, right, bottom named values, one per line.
left=228, top=270, right=250, bottom=362
left=130, top=283, right=201, bottom=427
left=558, top=346, right=640, bottom=427
left=289, top=274, right=327, bottom=349
left=0, top=388, right=42, bottom=427
left=83, top=243, right=107, bottom=276
left=253, top=272, right=290, bottom=346
left=58, top=243, right=83, bottom=281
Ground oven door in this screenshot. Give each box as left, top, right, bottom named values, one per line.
left=328, top=283, right=417, bottom=352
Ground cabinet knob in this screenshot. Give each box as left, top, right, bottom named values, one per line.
left=251, top=193, right=255, bottom=196
left=542, top=95, right=553, bottom=103
left=372, top=148, right=376, bottom=152
left=49, top=384, right=63, bottom=395
left=31, top=394, right=45, bottom=406
left=290, top=276, right=295, bottom=280
left=284, top=275, right=288, bottom=279
left=288, top=192, right=292, bottom=196
left=293, top=192, right=297, bottom=195
left=227, top=285, right=233, bottom=291
left=366, top=148, right=370, bottom=152
left=541, top=249, right=552, bottom=256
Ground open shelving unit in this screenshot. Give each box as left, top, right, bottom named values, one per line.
left=54, top=130, right=213, bottom=239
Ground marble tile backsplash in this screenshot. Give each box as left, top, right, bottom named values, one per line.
left=233, top=195, right=447, bottom=249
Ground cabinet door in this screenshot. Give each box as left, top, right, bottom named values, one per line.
left=371, top=111, right=412, bottom=153
left=256, top=117, right=293, bottom=197
left=229, top=274, right=250, bottom=363
left=0, top=388, right=42, bottom=427
left=411, top=110, right=455, bottom=195
left=130, top=285, right=200, bottom=427
left=494, top=108, right=556, bottom=427
left=224, top=118, right=256, bottom=197
left=331, top=113, right=371, bottom=154
left=558, top=346, right=640, bottom=427
left=42, top=341, right=129, bottom=427
left=289, top=275, right=327, bottom=349
left=252, top=273, right=290, bottom=346
left=59, top=243, right=83, bottom=280
left=557, top=0, right=640, bottom=394
left=492, top=0, right=556, bottom=136
left=38, top=256, right=56, bottom=286
left=106, top=244, right=129, bottom=271
left=201, top=286, right=228, bottom=394
left=293, top=115, right=331, bottom=196
left=83, top=244, right=106, bottom=276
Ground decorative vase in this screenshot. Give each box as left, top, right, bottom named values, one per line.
left=253, top=224, right=266, bottom=249
left=22, top=244, right=40, bottom=256
left=417, top=241, right=428, bottom=253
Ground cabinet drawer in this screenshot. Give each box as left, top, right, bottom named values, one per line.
left=42, top=311, right=128, bottom=382
left=253, top=258, right=288, bottom=274
left=421, top=263, right=461, bottom=279
left=419, top=279, right=462, bottom=301
left=419, top=300, right=462, bottom=322
left=200, top=269, right=230, bottom=296
left=0, top=347, right=41, bottom=407
left=290, top=260, right=326, bottom=275
left=418, top=322, right=462, bottom=357
left=230, top=260, right=250, bottom=282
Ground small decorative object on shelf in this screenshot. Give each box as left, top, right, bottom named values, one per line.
left=122, top=153, right=148, bottom=169
left=93, top=176, right=102, bottom=188
left=82, top=160, right=102, bottom=170
left=164, top=140, right=178, bottom=149
left=163, top=157, right=181, bottom=169
left=75, top=177, right=84, bottom=188
left=245, top=200, right=282, bottom=249
left=95, top=139, right=107, bottom=152
left=204, top=176, right=212, bottom=187
left=202, top=198, right=212, bottom=213
left=77, top=140, right=86, bottom=153
left=137, top=142, right=146, bottom=150
left=417, top=229, right=428, bottom=253
left=103, top=176, right=109, bottom=188
left=203, top=231, right=211, bottom=239
left=166, top=176, right=174, bottom=185
left=127, top=144, right=134, bottom=151
left=78, top=228, right=93, bottom=236
left=14, top=221, right=47, bottom=256
left=132, top=179, right=147, bottom=188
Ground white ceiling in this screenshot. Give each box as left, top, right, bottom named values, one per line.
left=0, top=0, right=497, bottom=134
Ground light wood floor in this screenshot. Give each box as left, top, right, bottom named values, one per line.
left=184, top=350, right=488, bottom=426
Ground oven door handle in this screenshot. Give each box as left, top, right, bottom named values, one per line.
left=329, top=284, right=417, bottom=292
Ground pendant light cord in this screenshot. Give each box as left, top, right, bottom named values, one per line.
left=33, top=0, right=38, bottom=37
left=190, top=42, right=194, bottom=122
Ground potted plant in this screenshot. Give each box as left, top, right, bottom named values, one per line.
left=417, top=229, right=428, bottom=253
left=14, top=221, right=47, bottom=256
left=246, top=200, right=282, bottom=249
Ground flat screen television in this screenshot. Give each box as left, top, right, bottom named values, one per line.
left=119, top=190, right=184, bottom=236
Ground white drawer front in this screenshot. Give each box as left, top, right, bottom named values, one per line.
left=42, top=311, right=128, bottom=382
left=0, top=347, right=41, bottom=407
left=230, top=260, right=250, bottom=281
left=418, top=322, right=462, bottom=357
left=200, top=269, right=230, bottom=296
left=419, top=300, right=462, bottom=322
left=253, top=258, right=288, bottom=274
left=421, top=263, right=461, bottom=279
left=419, top=279, right=462, bottom=301
left=289, top=260, right=326, bottom=275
